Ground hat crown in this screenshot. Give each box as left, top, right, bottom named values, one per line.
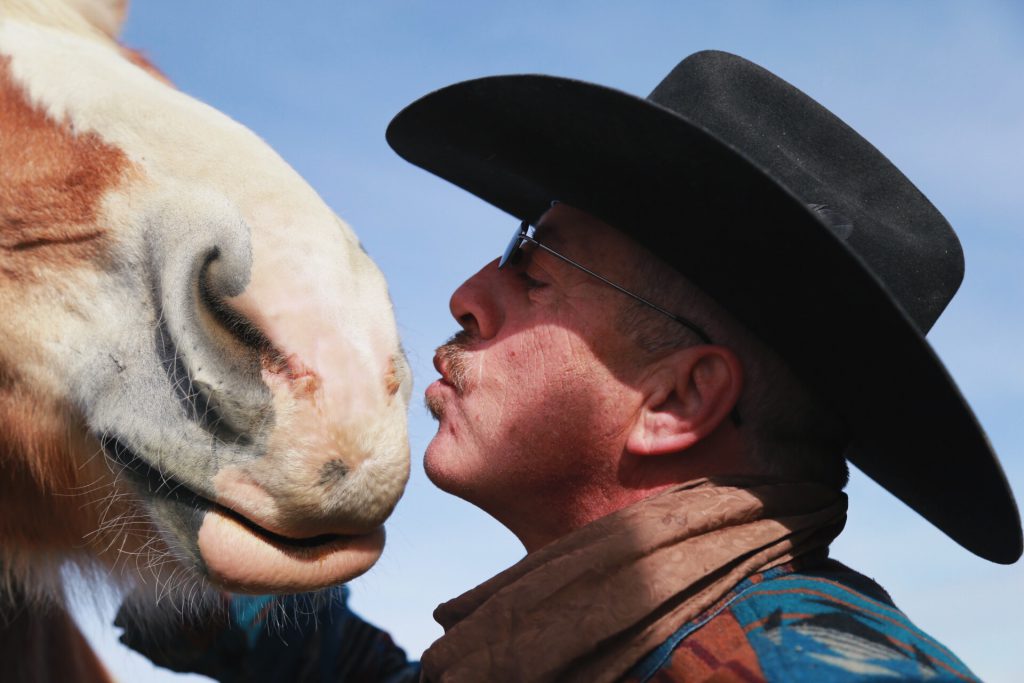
left=649, top=50, right=963, bottom=333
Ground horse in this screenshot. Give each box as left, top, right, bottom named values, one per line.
left=0, top=1, right=411, bottom=679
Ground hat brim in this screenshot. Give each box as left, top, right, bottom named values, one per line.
left=386, top=74, right=1021, bottom=563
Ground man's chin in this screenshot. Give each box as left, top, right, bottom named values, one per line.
left=422, top=438, right=467, bottom=497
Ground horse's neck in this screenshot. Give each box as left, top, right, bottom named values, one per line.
left=1, top=588, right=113, bottom=683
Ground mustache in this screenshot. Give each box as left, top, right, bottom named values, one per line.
left=436, top=330, right=475, bottom=395
left=425, top=330, right=475, bottom=421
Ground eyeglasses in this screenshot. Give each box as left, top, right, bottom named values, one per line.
left=499, top=220, right=712, bottom=344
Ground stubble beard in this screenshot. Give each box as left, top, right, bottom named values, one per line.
left=425, top=330, right=474, bottom=420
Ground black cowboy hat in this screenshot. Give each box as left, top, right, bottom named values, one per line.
left=386, top=50, right=1021, bottom=564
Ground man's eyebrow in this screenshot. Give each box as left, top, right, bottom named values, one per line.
left=532, top=223, right=564, bottom=248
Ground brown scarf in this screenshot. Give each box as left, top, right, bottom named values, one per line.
left=420, top=478, right=847, bottom=683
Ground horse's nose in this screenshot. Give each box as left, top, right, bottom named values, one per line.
left=145, top=191, right=409, bottom=536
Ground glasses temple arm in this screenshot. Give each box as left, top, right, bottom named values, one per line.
left=528, top=239, right=713, bottom=344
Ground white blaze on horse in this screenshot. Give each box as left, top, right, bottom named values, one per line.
left=0, top=0, right=411, bottom=678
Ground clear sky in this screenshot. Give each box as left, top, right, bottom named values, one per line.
left=72, top=1, right=1024, bottom=681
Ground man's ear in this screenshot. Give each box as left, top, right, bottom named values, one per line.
left=625, top=345, right=743, bottom=456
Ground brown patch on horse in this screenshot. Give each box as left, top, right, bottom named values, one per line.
left=119, top=45, right=174, bottom=86
left=0, top=389, right=102, bottom=554
left=0, top=54, right=135, bottom=559
left=2, top=587, right=114, bottom=683
left=385, top=355, right=403, bottom=396
left=0, top=55, right=130, bottom=275
left=0, top=372, right=141, bottom=576
left=0, top=382, right=152, bottom=592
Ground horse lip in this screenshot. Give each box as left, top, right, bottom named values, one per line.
left=98, top=435, right=358, bottom=547
left=213, top=503, right=355, bottom=548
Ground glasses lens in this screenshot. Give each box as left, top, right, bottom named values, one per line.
left=499, top=221, right=529, bottom=268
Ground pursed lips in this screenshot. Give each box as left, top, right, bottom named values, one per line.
left=433, top=352, right=454, bottom=386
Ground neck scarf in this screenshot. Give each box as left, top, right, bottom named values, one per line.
left=420, top=478, right=847, bottom=683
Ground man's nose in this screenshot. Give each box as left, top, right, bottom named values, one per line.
left=449, top=258, right=506, bottom=340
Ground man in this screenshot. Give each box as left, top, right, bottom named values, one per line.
left=121, top=51, right=1020, bottom=682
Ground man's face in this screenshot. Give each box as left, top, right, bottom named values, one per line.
left=424, top=204, right=650, bottom=545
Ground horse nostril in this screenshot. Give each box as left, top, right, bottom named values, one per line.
left=200, top=257, right=274, bottom=357
left=150, top=209, right=275, bottom=442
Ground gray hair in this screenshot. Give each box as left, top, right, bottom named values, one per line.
left=616, top=241, right=850, bottom=489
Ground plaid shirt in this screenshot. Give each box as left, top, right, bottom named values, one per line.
left=625, top=560, right=979, bottom=682
left=119, top=559, right=978, bottom=682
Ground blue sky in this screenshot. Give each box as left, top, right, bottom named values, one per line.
left=73, top=2, right=1023, bottom=681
